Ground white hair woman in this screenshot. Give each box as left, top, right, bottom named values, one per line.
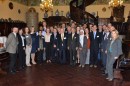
left=105, top=30, right=123, bottom=81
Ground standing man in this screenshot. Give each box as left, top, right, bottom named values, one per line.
left=50, top=28, right=59, bottom=63
left=42, top=21, right=47, bottom=61
left=62, top=23, right=67, bottom=33
left=36, top=30, right=46, bottom=64
left=6, top=27, right=18, bottom=74
left=101, top=27, right=110, bottom=73
left=67, top=27, right=79, bottom=66
left=17, top=28, right=26, bottom=70
left=58, top=28, right=67, bottom=64
left=42, top=21, right=47, bottom=36
left=66, top=25, right=72, bottom=63
left=89, top=25, right=101, bottom=68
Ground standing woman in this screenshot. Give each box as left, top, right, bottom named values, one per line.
left=76, top=26, right=80, bottom=63
left=24, top=27, right=32, bottom=66
left=85, top=28, right=90, bottom=64
left=105, top=30, right=122, bottom=81
left=30, top=26, right=37, bottom=64
left=45, top=28, right=51, bottom=63
left=79, top=30, right=88, bottom=68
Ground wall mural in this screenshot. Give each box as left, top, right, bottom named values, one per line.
left=10, top=0, right=130, bottom=6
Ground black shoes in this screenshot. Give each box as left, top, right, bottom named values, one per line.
left=8, top=70, right=16, bottom=74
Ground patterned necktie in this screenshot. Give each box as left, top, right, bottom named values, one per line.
left=61, top=34, right=64, bottom=41
left=72, top=34, right=74, bottom=40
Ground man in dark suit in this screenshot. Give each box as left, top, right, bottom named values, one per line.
left=17, top=28, right=26, bottom=70
left=36, top=30, right=46, bottom=64
left=99, top=25, right=107, bottom=68
left=66, top=25, right=72, bottom=64
left=101, top=27, right=111, bottom=73
left=67, top=27, right=79, bottom=66
left=58, top=28, right=68, bottom=64
left=6, top=27, right=18, bottom=74
left=50, top=28, right=59, bottom=63
left=62, top=23, right=67, bottom=33
left=41, top=21, right=47, bottom=37
left=89, top=25, right=101, bottom=68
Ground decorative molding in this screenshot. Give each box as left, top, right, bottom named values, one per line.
left=10, top=0, right=130, bottom=6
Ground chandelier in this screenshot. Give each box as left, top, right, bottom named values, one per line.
left=40, top=0, right=53, bottom=12
left=109, top=0, right=123, bottom=7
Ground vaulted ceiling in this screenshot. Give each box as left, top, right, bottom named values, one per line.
left=10, top=0, right=130, bottom=6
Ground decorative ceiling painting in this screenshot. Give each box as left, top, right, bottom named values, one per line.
left=10, top=0, right=130, bottom=6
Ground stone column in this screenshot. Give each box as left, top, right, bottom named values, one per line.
left=26, top=7, right=39, bottom=31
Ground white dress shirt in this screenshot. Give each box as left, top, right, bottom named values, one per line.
left=13, top=32, right=16, bottom=37
left=45, top=34, right=51, bottom=42
left=21, top=35, right=25, bottom=46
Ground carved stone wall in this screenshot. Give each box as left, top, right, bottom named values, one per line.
left=26, top=7, right=38, bottom=30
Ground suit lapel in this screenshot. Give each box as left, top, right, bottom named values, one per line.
left=12, top=33, right=16, bottom=38
left=95, top=32, right=97, bottom=39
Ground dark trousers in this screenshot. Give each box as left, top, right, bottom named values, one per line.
left=90, top=48, right=98, bottom=65
left=66, top=49, right=70, bottom=64
left=101, top=51, right=107, bottom=69
left=37, top=50, right=44, bottom=64
left=18, top=47, right=26, bottom=69
left=51, top=47, right=58, bottom=62
left=46, top=42, right=51, bottom=60
left=59, top=49, right=66, bottom=64
left=69, top=49, right=77, bottom=65
left=9, top=53, right=17, bottom=72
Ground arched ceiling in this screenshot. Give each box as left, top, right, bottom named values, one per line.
left=10, top=0, right=130, bottom=6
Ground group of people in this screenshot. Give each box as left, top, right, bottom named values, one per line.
left=6, top=21, right=123, bottom=81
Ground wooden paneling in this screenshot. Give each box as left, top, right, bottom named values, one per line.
left=0, top=22, right=27, bottom=36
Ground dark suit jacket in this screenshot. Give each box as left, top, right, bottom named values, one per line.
left=101, top=32, right=111, bottom=51
left=100, top=31, right=105, bottom=43
left=17, top=34, right=26, bottom=49
left=6, top=32, right=18, bottom=53
left=58, top=33, right=68, bottom=50
left=36, top=35, right=46, bottom=49
left=67, top=33, right=79, bottom=50
left=50, top=33, right=59, bottom=49
left=79, top=36, right=88, bottom=52
left=89, top=31, right=101, bottom=51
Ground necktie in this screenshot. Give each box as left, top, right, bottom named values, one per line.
left=62, top=34, right=64, bottom=41
left=72, top=34, right=74, bottom=40
left=104, top=33, right=107, bottom=40
left=94, top=32, right=96, bottom=39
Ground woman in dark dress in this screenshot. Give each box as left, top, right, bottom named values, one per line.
left=30, top=26, right=37, bottom=64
